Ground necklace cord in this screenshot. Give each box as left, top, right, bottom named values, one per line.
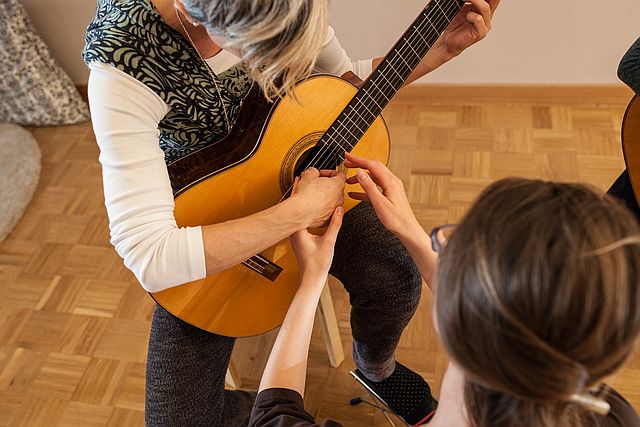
left=175, top=8, right=231, bottom=132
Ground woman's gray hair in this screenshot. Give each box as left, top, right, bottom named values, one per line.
left=181, top=0, right=330, bottom=100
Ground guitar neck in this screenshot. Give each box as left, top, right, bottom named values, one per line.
left=314, top=0, right=464, bottom=168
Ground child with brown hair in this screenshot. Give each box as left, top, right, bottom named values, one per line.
left=251, top=153, right=640, bottom=426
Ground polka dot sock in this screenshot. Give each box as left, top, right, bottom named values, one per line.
left=354, top=361, right=437, bottom=425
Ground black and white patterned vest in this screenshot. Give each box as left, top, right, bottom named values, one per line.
left=82, top=0, right=253, bottom=164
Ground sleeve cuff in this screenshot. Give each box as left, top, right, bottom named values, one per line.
left=352, top=59, right=374, bottom=80
left=189, top=225, right=207, bottom=281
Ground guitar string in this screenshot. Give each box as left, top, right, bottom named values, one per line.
left=303, top=0, right=459, bottom=173
left=302, top=0, right=457, bottom=171
left=315, top=0, right=460, bottom=163
left=277, top=0, right=460, bottom=202
left=317, top=0, right=459, bottom=155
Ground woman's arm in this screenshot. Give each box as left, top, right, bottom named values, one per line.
left=316, top=0, right=499, bottom=85
left=258, top=178, right=344, bottom=395
left=201, top=168, right=345, bottom=277
left=373, top=0, right=500, bottom=87
left=88, top=63, right=345, bottom=292
left=257, top=271, right=328, bottom=395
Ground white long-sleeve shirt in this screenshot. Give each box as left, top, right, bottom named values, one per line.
left=88, top=27, right=373, bottom=292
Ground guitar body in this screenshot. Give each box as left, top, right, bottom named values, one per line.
left=152, top=75, right=390, bottom=337
left=622, top=96, right=640, bottom=202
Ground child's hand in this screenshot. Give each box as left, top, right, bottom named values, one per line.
left=290, top=175, right=344, bottom=281
left=345, top=152, right=420, bottom=239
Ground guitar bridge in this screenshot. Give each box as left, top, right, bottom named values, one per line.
left=242, top=254, right=283, bottom=282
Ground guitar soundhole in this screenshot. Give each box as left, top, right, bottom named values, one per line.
left=293, top=144, right=341, bottom=177
left=279, top=131, right=338, bottom=196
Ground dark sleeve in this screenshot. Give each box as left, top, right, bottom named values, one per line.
left=248, top=388, right=319, bottom=427
left=618, top=38, right=640, bottom=95
left=604, top=387, right=640, bottom=427
left=607, top=170, right=640, bottom=221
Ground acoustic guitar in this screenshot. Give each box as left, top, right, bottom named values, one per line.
left=153, top=0, right=465, bottom=337
left=622, top=96, right=640, bottom=203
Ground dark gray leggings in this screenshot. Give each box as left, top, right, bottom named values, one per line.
left=145, top=202, right=422, bottom=426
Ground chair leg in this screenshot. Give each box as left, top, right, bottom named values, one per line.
left=317, top=277, right=345, bottom=368
left=225, top=359, right=242, bottom=390
left=349, top=371, right=408, bottom=426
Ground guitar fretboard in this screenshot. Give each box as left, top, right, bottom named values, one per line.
left=313, top=0, right=463, bottom=169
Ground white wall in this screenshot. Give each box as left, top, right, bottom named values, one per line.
left=21, top=0, right=96, bottom=85
left=20, top=0, right=640, bottom=85
left=330, top=0, right=640, bottom=84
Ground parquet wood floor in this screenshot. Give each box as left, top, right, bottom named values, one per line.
left=1, top=86, right=638, bottom=426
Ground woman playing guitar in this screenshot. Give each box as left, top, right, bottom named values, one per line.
left=83, top=0, right=498, bottom=424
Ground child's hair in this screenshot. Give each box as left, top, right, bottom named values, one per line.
left=436, top=178, right=640, bottom=426
left=181, top=0, right=329, bottom=101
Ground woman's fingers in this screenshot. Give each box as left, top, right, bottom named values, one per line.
left=318, top=169, right=338, bottom=178
left=467, top=0, right=492, bottom=27
left=347, top=191, right=371, bottom=202
left=487, top=0, right=501, bottom=13
left=346, top=170, right=371, bottom=185
left=292, top=176, right=300, bottom=195
left=344, top=153, right=394, bottom=187
left=323, top=206, right=343, bottom=246
left=345, top=152, right=375, bottom=169
left=356, top=169, right=388, bottom=206
left=300, top=167, right=320, bottom=182
left=466, top=11, right=488, bottom=39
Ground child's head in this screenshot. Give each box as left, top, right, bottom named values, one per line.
left=436, top=178, right=640, bottom=426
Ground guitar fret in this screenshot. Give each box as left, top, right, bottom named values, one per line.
left=403, top=37, right=423, bottom=61
left=395, top=48, right=415, bottom=71
left=386, top=61, right=407, bottom=83
left=350, top=104, right=372, bottom=128
left=357, top=97, right=378, bottom=120
left=378, top=69, right=400, bottom=92
left=325, top=132, right=351, bottom=153
left=341, top=109, right=367, bottom=134
left=345, top=103, right=375, bottom=129
left=350, top=102, right=377, bottom=123
left=368, top=80, right=391, bottom=103
left=424, top=14, right=441, bottom=36
left=334, top=121, right=360, bottom=146
left=412, top=25, right=430, bottom=48
left=345, top=106, right=369, bottom=133
left=433, top=0, right=448, bottom=17
left=360, top=88, right=384, bottom=110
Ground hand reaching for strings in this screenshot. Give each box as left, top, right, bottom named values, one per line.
left=345, top=152, right=421, bottom=240
left=290, top=171, right=344, bottom=282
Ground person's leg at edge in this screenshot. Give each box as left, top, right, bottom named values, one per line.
left=145, top=305, right=255, bottom=427
left=330, top=201, right=422, bottom=382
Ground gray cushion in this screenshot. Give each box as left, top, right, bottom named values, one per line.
left=0, top=123, right=41, bottom=242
